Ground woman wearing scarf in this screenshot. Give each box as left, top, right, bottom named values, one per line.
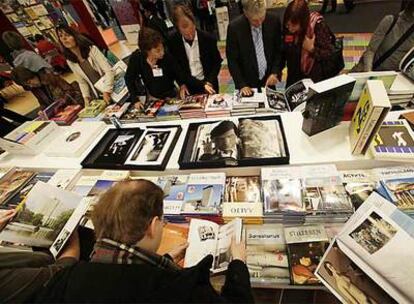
left=281, top=0, right=335, bottom=87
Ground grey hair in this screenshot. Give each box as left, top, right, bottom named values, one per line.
left=242, top=0, right=267, bottom=16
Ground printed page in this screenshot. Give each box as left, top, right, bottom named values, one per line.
left=184, top=219, right=219, bottom=268
left=47, top=169, right=80, bottom=190
left=338, top=192, right=414, bottom=303
left=212, top=218, right=242, bottom=272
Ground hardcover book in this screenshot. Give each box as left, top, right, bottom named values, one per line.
left=223, top=176, right=263, bottom=218
left=245, top=224, right=290, bottom=284
left=349, top=80, right=391, bottom=155
left=341, top=170, right=377, bottom=210
left=316, top=192, right=414, bottom=303
left=0, top=182, right=87, bottom=257
left=0, top=169, right=35, bottom=206
left=157, top=175, right=189, bottom=215
left=284, top=225, right=329, bottom=285
left=184, top=218, right=242, bottom=272
left=302, top=75, right=356, bottom=136
left=182, top=173, right=226, bottom=215
left=348, top=71, right=398, bottom=102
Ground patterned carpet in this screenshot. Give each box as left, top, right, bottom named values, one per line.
left=218, top=33, right=372, bottom=93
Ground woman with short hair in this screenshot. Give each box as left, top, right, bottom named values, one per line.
left=125, top=27, right=189, bottom=108
left=56, top=25, right=114, bottom=106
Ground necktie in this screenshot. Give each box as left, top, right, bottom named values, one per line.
left=253, top=27, right=267, bottom=80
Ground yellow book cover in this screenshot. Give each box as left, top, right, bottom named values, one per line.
left=350, top=84, right=372, bottom=148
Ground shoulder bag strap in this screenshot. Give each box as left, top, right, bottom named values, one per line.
left=373, top=16, right=414, bottom=70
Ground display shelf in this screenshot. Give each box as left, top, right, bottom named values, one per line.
left=0, top=111, right=410, bottom=173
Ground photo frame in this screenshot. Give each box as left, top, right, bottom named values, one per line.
left=178, top=115, right=290, bottom=169
left=82, top=125, right=181, bottom=171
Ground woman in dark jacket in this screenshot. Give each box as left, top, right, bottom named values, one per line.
left=125, top=27, right=188, bottom=108
left=281, top=0, right=336, bottom=87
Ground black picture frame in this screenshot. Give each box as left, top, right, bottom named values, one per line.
left=178, top=115, right=290, bottom=169
left=81, top=125, right=182, bottom=171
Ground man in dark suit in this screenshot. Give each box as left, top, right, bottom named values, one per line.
left=226, top=0, right=282, bottom=96
left=168, top=4, right=222, bottom=95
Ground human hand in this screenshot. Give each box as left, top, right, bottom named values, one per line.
left=202, top=137, right=214, bottom=154
left=0, top=209, right=16, bottom=231
left=230, top=237, right=246, bottom=263
left=265, top=74, right=279, bottom=87
left=103, top=92, right=111, bottom=105
left=204, top=82, right=216, bottom=95
left=58, top=229, right=80, bottom=261
left=240, top=86, right=253, bottom=97
left=303, top=35, right=315, bottom=53
left=168, top=242, right=189, bottom=263
left=134, top=101, right=144, bottom=111
left=179, top=85, right=190, bottom=100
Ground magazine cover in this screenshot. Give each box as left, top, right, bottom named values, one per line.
left=284, top=225, right=329, bottom=285
left=205, top=94, right=232, bottom=112
left=0, top=170, right=35, bottom=205
left=125, top=127, right=178, bottom=167
left=245, top=224, right=290, bottom=284
left=316, top=239, right=397, bottom=304
left=380, top=177, right=414, bottom=210
left=0, top=182, right=85, bottom=257
left=342, top=170, right=377, bottom=210
left=336, top=192, right=414, bottom=303
left=182, top=173, right=225, bottom=214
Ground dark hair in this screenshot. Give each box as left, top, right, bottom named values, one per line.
left=92, top=179, right=164, bottom=245
left=211, top=121, right=238, bottom=138
left=138, top=27, right=163, bottom=56
left=141, top=0, right=157, bottom=15
left=2, top=31, right=24, bottom=50
left=11, top=66, right=37, bottom=85
left=56, top=25, right=93, bottom=63
left=172, top=4, right=196, bottom=25
left=283, top=0, right=310, bottom=42
left=404, top=1, right=414, bottom=14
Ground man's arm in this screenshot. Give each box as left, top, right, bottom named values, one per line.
left=270, top=16, right=283, bottom=76
left=125, top=51, right=144, bottom=101
left=205, top=34, right=223, bottom=85
left=226, top=23, right=247, bottom=89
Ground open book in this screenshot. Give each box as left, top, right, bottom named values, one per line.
left=0, top=182, right=88, bottom=257
left=316, top=192, right=414, bottom=304
left=184, top=218, right=242, bottom=273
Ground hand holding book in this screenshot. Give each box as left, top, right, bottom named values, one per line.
left=167, top=242, right=189, bottom=264
left=230, top=236, right=246, bottom=263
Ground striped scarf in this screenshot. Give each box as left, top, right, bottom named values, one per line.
left=301, top=12, right=323, bottom=75
left=91, top=238, right=181, bottom=272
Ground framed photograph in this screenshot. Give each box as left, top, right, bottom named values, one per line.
left=125, top=127, right=178, bottom=167
left=179, top=115, right=289, bottom=169
left=82, top=126, right=181, bottom=171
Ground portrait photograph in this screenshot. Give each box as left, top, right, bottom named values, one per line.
left=317, top=240, right=397, bottom=304
left=125, top=128, right=177, bottom=166
left=350, top=212, right=397, bottom=254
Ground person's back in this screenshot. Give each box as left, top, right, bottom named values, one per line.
left=35, top=180, right=253, bottom=303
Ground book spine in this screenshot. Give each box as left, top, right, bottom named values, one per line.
left=353, top=106, right=385, bottom=155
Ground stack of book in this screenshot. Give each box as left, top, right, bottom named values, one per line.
left=156, top=99, right=181, bottom=121
left=388, top=73, right=414, bottom=107
left=40, top=99, right=82, bottom=125
left=179, top=95, right=207, bottom=119
left=121, top=100, right=165, bottom=123
left=261, top=165, right=354, bottom=224
left=204, top=94, right=232, bottom=118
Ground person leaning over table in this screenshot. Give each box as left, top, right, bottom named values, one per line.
left=34, top=179, right=254, bottom=303
left=0, top=209, right=80, bottom=303
left=56, top=25, right=114, bottom=107
left=11, top=66, right=84, bottom=108
left=125, top=27, right=190, bottom=110
left=226, top=0, right=282, bottom=97
left=281, top=0, right=336, bottom=87
left=167, top=4, right=222, bottom=95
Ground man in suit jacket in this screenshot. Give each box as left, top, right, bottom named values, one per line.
left=226, top=0, right=282, bottom=96
left=168, top=4, right=222, bottom=95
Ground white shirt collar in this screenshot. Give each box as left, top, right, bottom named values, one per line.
left=182, top=31, right=198, bottom=45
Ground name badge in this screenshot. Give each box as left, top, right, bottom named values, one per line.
left=152, top=67, right=163, bottom=77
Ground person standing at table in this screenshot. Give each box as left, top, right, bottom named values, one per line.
left=226, top=0, right=282, bottom=96
left=168, top=4, right=222, bottom=95
left=56, top=25, right=114, bottom=106
left=125, top=27, right=189, bottom=109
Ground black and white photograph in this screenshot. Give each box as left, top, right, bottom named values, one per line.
left=125, top=128, right=177, bottom=166
left=198, top=225, right=216, bottom=241
left=96, top=132, right=137, bottom=164
left=350, top=212, right=397, bottom=254
left=190, top=119, right=284, bottom=163
left=52, top=228, right=71, bottom=253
